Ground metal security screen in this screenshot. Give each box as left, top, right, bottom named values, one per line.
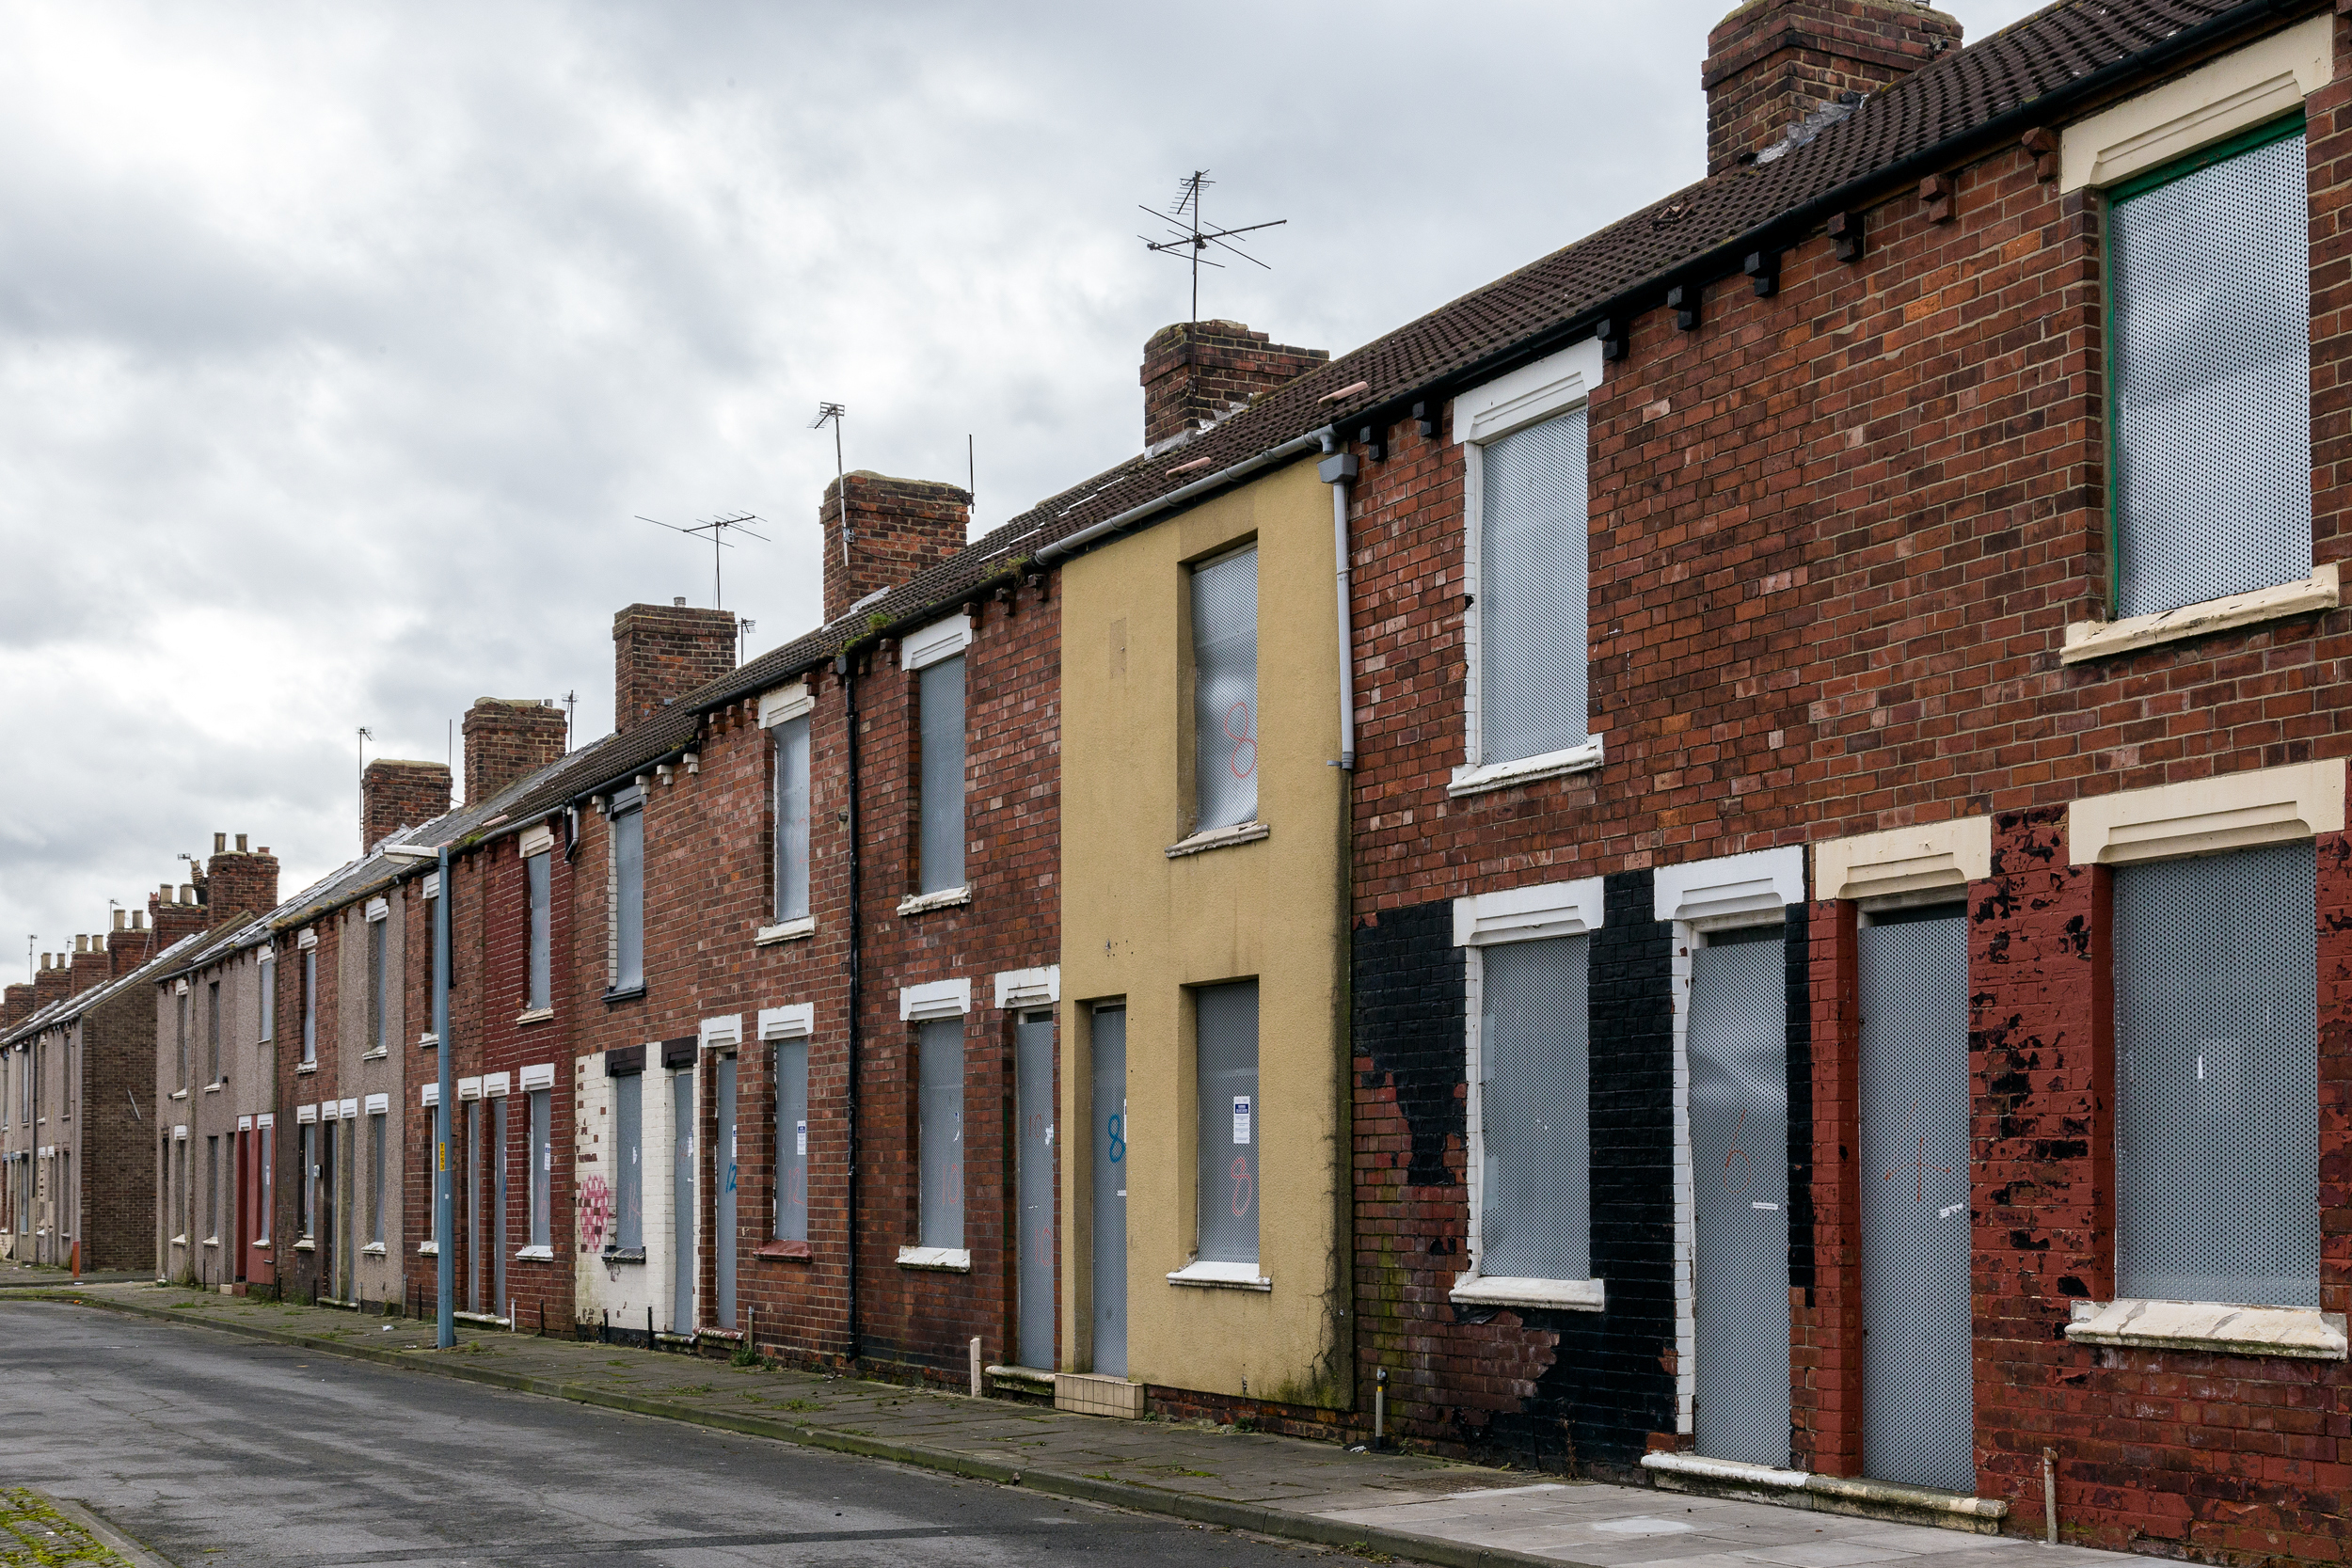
left=1858, top=910, right=1973, bottom=1495
left=2115, top=842, right=2318, bottom=1307
left=1016, top=1012, right=1057, bottom=1369
left=773, top=715, right=811, bottom=921
left=1091, top=1007, right=1129, bottom=1375
left=919, top=1018, right=965, bottom=1249
left=368, top=922, right=386, bottom=1051
left=615, top=1071, right=644, bottom=1251
left=527, top=852, right=550, bottom=1011
left=2111, top=128, right=2311, bottom=617
left=715, top=1056, right=738, bottom=1330
left=1689, top=932, right=1790, bottom=1469
left=1196, top=981, right=1260, bottom=1266
left=614, top=808, right=644, bottom=990
left=1478, top=409, right=1588, bottom=766
left=772, top=1042, right=808, bottom=1243
left=671, top=1073, right=691, bottom=1330
left=918, top=657, right=966, bottom=894
left=1191, top=546, right=1259, bottom=831
left=1479, top=936, right=1590, bottom=1281
left=528, top=1088, right=551, bottom=1248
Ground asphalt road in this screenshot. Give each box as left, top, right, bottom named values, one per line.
left=0, top=1303, right=1338, bottom=1567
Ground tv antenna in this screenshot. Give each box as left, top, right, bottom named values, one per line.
left=639, top=512, right=770, bottom=610
left=1139, top=170, right=1286, bottom=326
left=810, top=403, right=848, bottom=566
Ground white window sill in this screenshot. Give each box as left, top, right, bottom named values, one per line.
left=514, top=1244, right=555, bottom=1261
left=417, top=1033, right=438, bottom=1048
left=362, top=1243, right=387, bottom=1256
left=896, top=1245, right=972, bottom=1272
left=251, top=1238, right=272, bottom=1250
left=1639, top=1451, right=1808, bottom=1490
left=1448, top=736, right=1605, bottom=799
left=896, top=886, right=973, bottom=917
left=170, top=1235, right=187, bottom=1248
left=417, top=1242, right=438, bottom=1256
left=201, top=1082, right=223, bottom=1094
left=2062, top=565, right=2338, bottom=665
left=1165, top=821, right=1269, bottom=859
left=168, top=1089, right=188, bottom=1101
left=362, top=1048, right=388, bottom=1061
left=2065, top=1297, right=2347, bottom=1360
left=1450, top=1274, right=1606, bottom=1312
left=200, top=1237, right=218, bottom=1248
left=294, top=1239, right=315, bottom=1252
left=1167, top=1259, right=1271, bottom=1291
left=516, top=1008, right=554, bottom=1026
left=755, top=917, right=818, bottom=945
left=295, top=1062, right=317, bottom=1075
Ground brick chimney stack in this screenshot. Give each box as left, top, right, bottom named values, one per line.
left=204, top=833, right=281, bottom=927
left=1703, top=0, right=1960, bottom=176
left=818, top=474, right=971, bottom=626
left=1, top=981, right=32, bottom=1028
left=460, top=699, right=567, bottom=806
left=68, top=934, right=107, bottom=995
left=613, top=603, right=738, bottom=735
left=362, top=760, right=453, bottom=850
left=32, top=953, right=70, bottom=1010
left=148, top=883, right=207, bottom=951
left=1141, top=321, right=1326, bottom=451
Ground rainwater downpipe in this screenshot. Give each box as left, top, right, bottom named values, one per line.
left=1318, top=432, right=1358, bottom=771
left=835, top=651, right=863, bottom=1366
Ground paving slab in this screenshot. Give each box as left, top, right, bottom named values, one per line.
left=15, top=1282, right=2153, bottom=1568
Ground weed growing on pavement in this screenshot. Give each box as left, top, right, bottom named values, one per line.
left=668, top=1383, right=716, bottom=1396
left=0, top=1488, right=133, bottom=1566
left=780, top=1399, right=822, bottom=1412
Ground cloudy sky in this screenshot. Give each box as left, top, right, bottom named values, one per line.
left=0, top=0, right=2050, bottom=974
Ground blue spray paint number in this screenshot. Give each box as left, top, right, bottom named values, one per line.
left=1105, top=1114, right=1125, bottom=1164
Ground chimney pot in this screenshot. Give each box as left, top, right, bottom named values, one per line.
left=1139, top=321, right=1327, bottom=451
left=113, top=910, right=127, bottom=931
left=134, top=911, right=147, bottom=931
left=180, top=885, right=196, bottom=905
left=74, top=934, right=88, bottom=955
left=1701, top=0, right=1961, bottom=177
left=674, top=595, right=686, bottom=607
left=235, top=832, right=249, bottom=853
left=214, top=832, right=227, bottom=854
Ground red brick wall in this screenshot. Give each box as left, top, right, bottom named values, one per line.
left=567, top=572, right=1060, bottom=1384
left=1340, top=13, right=2352, bottom=1546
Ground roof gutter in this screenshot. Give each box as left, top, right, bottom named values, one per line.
left=1336, top=0, right=2317, bottom=438
left=1036, top=428, right=1332, bottom=568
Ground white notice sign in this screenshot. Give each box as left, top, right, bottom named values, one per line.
left=1232, top=1095, right=1252, bottom=1146
left=796, top=1120, right=807, bottom=1157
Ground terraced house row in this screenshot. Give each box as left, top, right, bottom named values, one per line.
left=7, top=1, right=2352, bottom=1560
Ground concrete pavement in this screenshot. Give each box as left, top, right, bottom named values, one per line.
left=7, top=1286, right=2143, bottom=1568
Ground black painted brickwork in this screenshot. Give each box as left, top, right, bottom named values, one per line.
left=1785, top=902, right=1814, bottom=1296
left=1488, top=870, right=1676, bottom=1475
left=1353, top=900, right=1466, bottom=1188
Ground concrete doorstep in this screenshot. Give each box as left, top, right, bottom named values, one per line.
left=17, top=1285, right=2140, bottom=1568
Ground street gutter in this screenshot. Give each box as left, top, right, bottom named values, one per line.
left=24, top=1291, right=1591, bottom=1568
